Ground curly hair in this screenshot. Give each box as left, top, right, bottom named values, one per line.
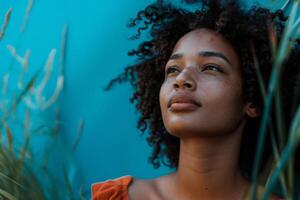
left=104, top=0, right=300, bottom=179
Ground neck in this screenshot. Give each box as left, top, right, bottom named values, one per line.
left=170, top=122, right=250, bottom=200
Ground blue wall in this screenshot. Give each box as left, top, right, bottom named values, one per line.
left=1, top=0, right=172, bottom=198
left=0, top=0, right=290, bottom=199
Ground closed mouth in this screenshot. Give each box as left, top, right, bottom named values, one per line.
left=168, top=95, right=201, bottom=108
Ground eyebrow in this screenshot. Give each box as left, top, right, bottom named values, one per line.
left=169, top=51, right=232, bottom=65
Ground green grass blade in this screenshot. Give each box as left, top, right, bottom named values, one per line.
left=0, top=7, right=13, bottom=41
left=0, top=172, right=24, bottom=189
left=63, top=165, right=74, bottom=200
left=0, top=69, right=41, bottom=130
left=262, top=101, right=300, bottom=200
left=251, top=1, right=300, bottom=199
left=0, top=188, right=17, bottom=200
left=250, top=42, right=288, bottom=198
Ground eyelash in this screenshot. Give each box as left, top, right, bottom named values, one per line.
left=203, top=65, right=223, bottom=72
left=166, top=66, right=179, bottom=74
left=165, top=65, right=223, bottom=74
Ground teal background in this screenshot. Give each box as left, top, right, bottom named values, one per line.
left=0, top=0, right=292, bottom=199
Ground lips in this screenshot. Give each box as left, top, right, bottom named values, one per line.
left=168, top=93, right=201, bottom=112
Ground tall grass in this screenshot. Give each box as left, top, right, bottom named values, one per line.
left=249, top=0, right=300, bottom=199
left=0, top=1, right=87, bottom=199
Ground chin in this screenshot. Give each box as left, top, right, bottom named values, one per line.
left=165, top=125, right=201, bottom=138
left=165, top=123, right=227, bottom=138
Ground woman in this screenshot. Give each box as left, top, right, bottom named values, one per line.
left=92, top=0, right=300, bottom=199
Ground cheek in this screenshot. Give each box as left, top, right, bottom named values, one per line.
left=159, top=81, right=173, bottom=129
left=200, top=74, right=243, bottom=107
left=205, top=84, right=242, bottom=108
left=201, top=83, right=245, bottom=130
left=159, top=80, right=170, bottom=110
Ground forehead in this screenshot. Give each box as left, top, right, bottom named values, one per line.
left=172, top=28, right=240, bottom=66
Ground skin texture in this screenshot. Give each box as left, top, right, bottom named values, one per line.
left=160, top=28, right=251, bottom=138
left=128, top=28, right=278, bottom=200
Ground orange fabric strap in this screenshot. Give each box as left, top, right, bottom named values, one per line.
left=92, top=176, right=133, bottom=200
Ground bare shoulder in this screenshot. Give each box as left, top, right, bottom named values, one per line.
left=128, top=177, right=157, bottom=200
left=128, top=175, right=172, bottom=200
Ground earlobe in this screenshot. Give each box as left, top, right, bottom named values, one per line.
left=245, top=103, right=261, bottom=118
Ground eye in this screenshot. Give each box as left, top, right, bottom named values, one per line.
left=165, top=66, right=180, bottom=74
left=202, top=64, right=223, bottom=72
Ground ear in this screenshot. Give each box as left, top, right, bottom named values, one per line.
left=244, top=102, right=261, bottom=118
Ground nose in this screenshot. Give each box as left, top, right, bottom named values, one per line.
left=173, top=69, right=196, bottom=91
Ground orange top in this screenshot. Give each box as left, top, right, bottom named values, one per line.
left=91, top=175, right=133, bottom=200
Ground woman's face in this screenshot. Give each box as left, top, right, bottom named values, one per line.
left=159, top=28, right=256, bottom=138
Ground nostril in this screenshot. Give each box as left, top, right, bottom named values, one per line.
left=184, top=83, right=192, bottom=88
left=174, top=83, right=179, bottom=89
left=184, top=81, right=195, bottom=89
left=173, top=79, right=196, bottom=90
